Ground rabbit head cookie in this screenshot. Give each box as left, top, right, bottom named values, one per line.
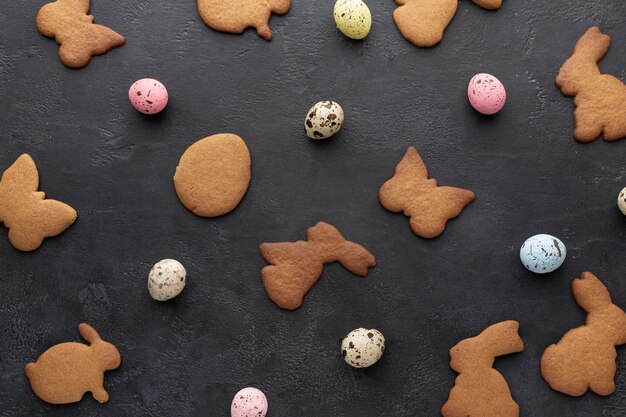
left=36, top=0, right=125, bottom=68
left=442, top=320, right=524, bottom=417
left=260, top=222, right=376, bottom=310
left=379, top=147, right=475, bottom=239
left=25, top=323, right=121, bottom=404
left=0, top=154, right=77, bottom=251
left=557, top=27, right=626, bottom=142
left=198, top=0, right=291, bottom=41
left=541, top=272, right=626, bottom=396
left=393, top=0, right=503, bottom=47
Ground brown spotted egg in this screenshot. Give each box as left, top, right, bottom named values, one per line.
left=618, top=187, right=626, bottom=216
left=304, top=100, right=344, bottom=139
left=148, top=259, right=186, bottom=301
left=341, top=328, right=385, bottom=368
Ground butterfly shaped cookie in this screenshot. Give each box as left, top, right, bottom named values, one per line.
left=379, top=147, right=475, bottom=238
left=36, top=0, right=125, bottom=68
left=0, top=154, right=77, bottom=251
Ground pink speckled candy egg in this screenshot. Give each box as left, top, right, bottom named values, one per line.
left=231, top=387, right=268, bottom=417
left=128, top=78, right=168, bottom=114
left=467, top=73, right=506, bottom=115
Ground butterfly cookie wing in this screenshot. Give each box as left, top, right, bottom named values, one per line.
left=379, top=147, right=429, bottom=212
left=408, top=186, right=475, bottom=238
left=7, top=199, right=77, bottom=252
left=0, top=154, right=39, bottom=196
left=59, top=23, right=125, bottom=68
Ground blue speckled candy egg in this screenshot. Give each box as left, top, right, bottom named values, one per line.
left=520, top=234, right=566, bottom=274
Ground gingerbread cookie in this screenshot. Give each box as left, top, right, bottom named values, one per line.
left=25, top=324, right=121, bottom=404
left=379, top=147, right=475, bottom=238
left=393, top=0, right=503, bottom=47
left=197, top=0, right=291, bottom=41
left=541, top=272, right=626, bottom=396
left=0, top=154, right=77, bottom=251
left=557, top=27, right=626, bottom=142
left=174, top=134, right=251, bottom=217
left=442, top=321, right=524, bottom=417
left=260, top=222, right=376, bottom=310
left=36, top=0, right=125, bottom=69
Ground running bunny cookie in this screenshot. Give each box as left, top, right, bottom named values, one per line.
left=541, top=272, right=626, bottom=396
left=379, top=147, right=475, bottom=238
left=0, top=154, right=77, bottom=251
left=26, top=324, right=121, bottom=404
left=442, top=321, right=524, bottom=417
left=260, top=222, right=376, bottom=310
left=36, top=0, right=125, bottom=68
left=557, top=27, right=626, bottom=142
left=198, top=0, right=291, bottom=41
left=393, top=0, right=503, bottom=47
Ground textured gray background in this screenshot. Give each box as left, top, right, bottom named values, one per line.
left=1, top=0, right=626, bottom=416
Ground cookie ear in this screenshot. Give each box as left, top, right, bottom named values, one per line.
left=572, top=272, right=612, bottom=313
left=78, top=323, right=102, bottom=344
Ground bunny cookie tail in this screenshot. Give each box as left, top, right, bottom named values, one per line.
left=25, top=362, right=37, bottom=379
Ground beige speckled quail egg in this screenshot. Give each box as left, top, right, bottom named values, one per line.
left=148, top=259, right=186, bottom=301
left=304, top=100, right=344, bottom=140
left=334, top=0, right=372, bottom=40
left=618, top=187, right=626, bottom=216
left=341, top=328, right=385, bottom=368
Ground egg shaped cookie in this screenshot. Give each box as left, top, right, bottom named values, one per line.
left=174, top=134, right=251, bottom=217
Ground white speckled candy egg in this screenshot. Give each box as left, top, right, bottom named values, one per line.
left=148, top=259, right=186, bottom=301
left=231, top=387, right=268, bottom=417
left=468, top=73, right=506, bottom=115
left=334, top=0, right=372, bottom=40
left=304, top=100, right=344, bottom=139
left=618, top=187, right=626, bottom=215
left=520, top=234, right=566, bottom=274
left=341, top=328, right=385, bottom=368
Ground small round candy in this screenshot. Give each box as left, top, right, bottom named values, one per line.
left=129, top=78, right=169, bottom=114
left=148, top=259, right=186, bottom=301
left=520, top=234, right=566, bottom=274
left=304, top=100, right=344, bottom=139
left=618, top=187, right=626, bottom=216
left=333, top=0, right=372, bottom=40
left=231, top=387, right=268, bottom=417
left=341, top=328, right=385, bottom=368
left=467, top=73, right=506, bottom=115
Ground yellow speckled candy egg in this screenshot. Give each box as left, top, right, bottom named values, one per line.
left=333, top=0, right=372, bottom=40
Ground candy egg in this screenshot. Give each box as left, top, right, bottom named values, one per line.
left=129, top=78, right=169, bottom=114
left=333, top=0, right=372, bottom=40
left=231, top=387, right=268, bottom=417
left=468, top=73, right=506, bottom=115
left=618, top=187, right=626, bottom=215
left=341, top=328, right=385, bottom=368
left=304, top=100, right=344, bottom=139
left=520, top=234, right=566, bottom=274
left=148, top=259, right=186, bottom=301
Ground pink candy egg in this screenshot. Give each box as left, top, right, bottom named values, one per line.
left=467, top=73, right=506, bottom=115
left=128, top=78, right=169, bottom=114
left=231, top=387, right=268, bottom=417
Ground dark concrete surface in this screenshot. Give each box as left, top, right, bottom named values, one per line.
left=1, top=1, right=626, bottom=416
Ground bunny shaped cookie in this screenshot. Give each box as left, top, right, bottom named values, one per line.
left=557, top=27, right=626, bottom=142
left=198, top=0, right=291, bottom=41
left=393, top=0, right=504, bottom=47
left=541, top=272, right=626, bottom=396
left=442, top=321, right=524, bottom=417
left=36, top=0, right=125, bottom=68
left=25, top=324, right=121, bottom=404
left=260, top=222, right=376, bottom=310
